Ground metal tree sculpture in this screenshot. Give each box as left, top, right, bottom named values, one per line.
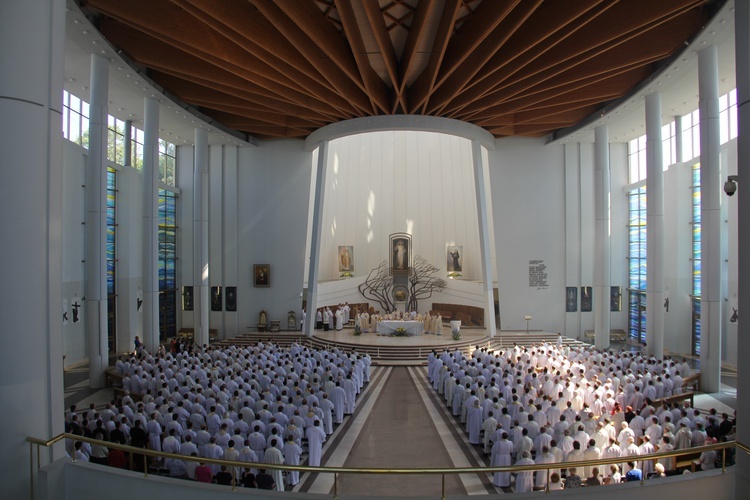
left=407, top=256, right=446, bottom=311
left=358, top=260, right=395, bottom=313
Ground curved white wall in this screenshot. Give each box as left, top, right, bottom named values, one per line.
left=312, top=131, right=482, bottom=282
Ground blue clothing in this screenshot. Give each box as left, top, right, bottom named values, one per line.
left=625, top=468, right=643, bottom=482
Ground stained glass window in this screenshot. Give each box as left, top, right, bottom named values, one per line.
left=158, top=188, right=177, bottom=341
left=627, top=187, right=647, bottom=344
left=691, top=164, right=701, bottom=355
left=107, top=167, right=117, bottom=351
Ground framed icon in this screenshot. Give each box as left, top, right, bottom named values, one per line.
left=253, top=264, right=270, bottom=287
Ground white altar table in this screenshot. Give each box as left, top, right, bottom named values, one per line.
left=377, top=320, right=424, bottom=336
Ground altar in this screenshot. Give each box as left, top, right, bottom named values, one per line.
left=377, top=320, right=424, bottom=336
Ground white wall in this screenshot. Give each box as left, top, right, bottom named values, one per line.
left=489, top=137, right=568, bottom=333
left=235, top=140, right=312, bottom=331
left=40, top=458, right=734, bottom=500
left=314, top=131, right=482, bottom=283
left=62, top=141, right=87, bottom=366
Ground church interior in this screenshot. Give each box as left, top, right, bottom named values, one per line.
left=2, top=0, right=749, bottom=498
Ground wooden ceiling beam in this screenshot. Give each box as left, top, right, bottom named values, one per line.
left=359, top=0, right=403, bottom=112
left=180, top=0, right=345, bottom=98
left=442, top=0, right=702, bottom=116
left=260, top=1, right=364, bottom=93
left=99, top=20, right=354, bottom=120
left=426, top=0, right=544, bottom=116
left=395, top=0, right=437, bottom=113
left=407, top=0, right=462, bottom=113
left=248, top=0, right=373, bottom=115
left=432, top=0, right=611, bottom=115
left=452, top=12, right=702, bottom=120
left=153, top=71, right=344, bottom=124
left=334, top=0, right=392, bottom=114
left=456, top=60, right=652, bottom=123
left=100, top=18, right=360, bottom=117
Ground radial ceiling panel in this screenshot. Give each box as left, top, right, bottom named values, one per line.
left=79, top=0, right=718, bottom=140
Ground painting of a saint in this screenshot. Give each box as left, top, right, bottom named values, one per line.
left=447, top=246, right=462, bottom=273
left=338, top=246, right=353, bottom=273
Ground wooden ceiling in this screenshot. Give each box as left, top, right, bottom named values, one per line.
left=79, top=0, right=717, bottom=140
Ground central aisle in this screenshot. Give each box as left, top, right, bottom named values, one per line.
left=336, top=367, right=466, bottom=497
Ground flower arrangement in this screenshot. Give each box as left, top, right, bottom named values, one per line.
left=447, top=271, right=462, bottom=279
left=452, top=330, right=461, bottom=340
left=353, top=323, right=362, bottom=336
left=393, top=327, right=408, bottom=337
left=339, top=271, right=354, bottom=278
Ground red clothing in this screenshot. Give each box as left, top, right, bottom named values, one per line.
left=107, top=449, right=127, bottom=469
left=195, top=465, right=213, bottom=483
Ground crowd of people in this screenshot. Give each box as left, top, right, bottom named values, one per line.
left=427, top=340, right=736, bottom=492
left=65, top=341, right=371, bottom=490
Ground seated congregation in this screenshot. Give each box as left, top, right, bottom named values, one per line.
left=65, top=340, right=371, bottom=490
left=428, top=342, right=736, bottom=492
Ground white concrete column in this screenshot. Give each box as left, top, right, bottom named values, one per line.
left=699, top=45, right=723, bottom=393
left=305, top=142, right=330, bottom=338
left=0, top=0, right=65, bottom=494
left=194, top=128, right=210, bottom=346
left=594, top=125, right=611, bottom=349
left=142, top=98, right=160, bottom=351
left=85, top=54, right=109, bottom=388
left=735, top=0, right=750, bottom=491
left=472, top=140, right=497, bottom=337
left=645, top=92, right=665, bottom=359
left=564, top=144, right=582, bottom=339
left=674, top=115, right=684, bottom=164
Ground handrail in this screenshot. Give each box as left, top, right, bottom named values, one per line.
left=27, top=433, right=744, bottom=498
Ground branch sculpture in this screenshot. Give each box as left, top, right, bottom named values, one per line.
left=407, top=256, right=446, bottom=312
left=358, top=260, right=395, bottom=313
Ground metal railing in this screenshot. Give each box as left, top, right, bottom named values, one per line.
left=26, top=433, right=742, bottom=500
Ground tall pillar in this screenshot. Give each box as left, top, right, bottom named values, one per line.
left=471, top=140, right=497, bottom=337
left=645, top=92, right=665, bottom=359
left=194, top=128, right=210, bottom=346
left=142, top=98, right=160, bottom=351
left=85, top=54, right=109, bottom=387
left=0, top=0, right=65, bottom=495
left=734, top=0, right=750, bottom=492
left=699, top=45, right=723, bottom=393
left=674, top=115, right=684, bottom=164
left=305, top=142, right=330, bottom=338
left=594, top=125, right=611, bottom=349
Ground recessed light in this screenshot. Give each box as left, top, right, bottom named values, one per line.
left=92, top=40, right=98, bottom=45
left=125, top=73, right=131, bottom=78
left=74, top=19, right=80, bottom=24
left=68, top=78, right=76, bottom=82
left=134, top=80, right=140, bottom=85
left=82, top=30, right=88, bottom=35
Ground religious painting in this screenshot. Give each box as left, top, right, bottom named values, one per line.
left=447, top=245, right=462, bottom=274
left=182, top=286, right=194, bottom=311
left=610, top=286, right=622, bottom=312
left=338, top=246, right=354, bottom=274
left=389, top=233, right=411, bottom=275
left=211, top=286, right=222, bottom=311
left=581, top=286, right=593, bottom=312
left=254, top=264, right=270, bottom=287
left=225, top=286, right=237, bottom=312
left=566, top=286, right=577, bottom=312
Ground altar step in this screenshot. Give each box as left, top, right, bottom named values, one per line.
left=215, top=331, right=588, bottom=367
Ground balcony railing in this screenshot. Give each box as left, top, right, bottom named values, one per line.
left=26, top=433, right=745, bottom=499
